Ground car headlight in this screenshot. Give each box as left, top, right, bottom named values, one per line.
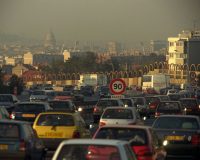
left=78, top=107, right=83, bottom=112
left=163, top=140, right=168, bottom=146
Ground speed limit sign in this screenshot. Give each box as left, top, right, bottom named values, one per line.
left=109, top=78, right=126, bottom=95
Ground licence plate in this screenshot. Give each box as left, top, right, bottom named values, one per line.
left=45, top=132, right=63, bottom=138
left=166, top=135, right=184, bottom=141
left=22, top=114, right=35, bottom=118
left=0, top=144, right=8, bottom=150
left=187, top=109, right=192, bottom=111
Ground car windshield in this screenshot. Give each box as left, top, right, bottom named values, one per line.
left=102, top=109, right=133, bottom=119
left=157, top=102, right=181, bottom=113
left=56, top=92, right=71, bottom=96
left=95, top=128, right=147, bottom=146
left=15, top=104, right=46, bottom=113
left=57, top=144, right=121, bottom=160
left=153, top=117, right=200, bottom=130
left=37, top=114, right=74, bottom=126
left=0, top=123, right=19, bottom=139
left=97, top=100, right=119, bottom=106
left=0, top=95, right=13, bottom=102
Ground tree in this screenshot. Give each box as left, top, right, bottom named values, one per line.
left=9, top=74, right=24, bottom=95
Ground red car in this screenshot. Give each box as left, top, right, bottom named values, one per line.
left=93, top=125, right=166, bottom=160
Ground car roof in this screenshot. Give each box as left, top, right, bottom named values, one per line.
left=59, top=139, right=129, bottom=145
left=0, top=119, right=30, bottom=124
left=179, top=98, right=197, bottom=100
left=104, top=106, right=133, bottom=110
left=157, top=115, right=199, bottom=119
left=16, top=101, right=49, bottom=104
left=98, top=124, right=151, bottom=130
left=38, top=111, right=77, bottom=115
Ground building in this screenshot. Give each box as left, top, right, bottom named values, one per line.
left=23, top=52, right=64, bottom=66
left=107, top=41, right=121, bottom=55
left=150, top=40, right=167, bottom=55
left=167, top=30, right=200, bottom=66
left=44, top=30, right=56, bottom=50
left=63, top=50, right=71, bottom=62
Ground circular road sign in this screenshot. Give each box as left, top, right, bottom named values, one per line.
left=109, top=78, right=126, bottom=95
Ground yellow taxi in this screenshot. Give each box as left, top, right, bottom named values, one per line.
left=33, top=111, right=91, bottom=151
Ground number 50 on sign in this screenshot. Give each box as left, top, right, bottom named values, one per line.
left=109, top=78, right=126, bottom=95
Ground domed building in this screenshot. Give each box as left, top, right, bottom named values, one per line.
left=44, top=30, right=56, bottom=50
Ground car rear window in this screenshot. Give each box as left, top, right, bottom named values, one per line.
left=0, top=95, right=13, bottom=102
left=32, top=91, right=46, bottom=95
left=157, top=102, right=181, bottom=113
left=36, top=114, right=74, bottom=126
left=153, top=117, right=200, bottom=130
left=121, top=99, right=132, bottom=106
left=97, top=100, right=119, bottom=106
left=49, top=101, right=73, bottom=110
left=57, top=144, right=120, bottom=160
left=168, top=94, right=181, bottom=101
left=102, top=109, right=133, bottom=119
left=15, top=104, right=45, bottom=113
left=95, top=128, right=147, bottom=145
left=0, top=123, right=19, bottom=139
left=180, top=100, right=198, bottom=108
left=145, top=97, right=159, bottom=104
left=56, top=92, right=71, bottom=96
left=132, top=98, right=144, bottom=105
left=159, top=96, right=170, bottom=101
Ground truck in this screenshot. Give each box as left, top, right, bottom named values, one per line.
left=142, top=74, right=170, bottom=93
left=78, top=74, right=107, bottom=87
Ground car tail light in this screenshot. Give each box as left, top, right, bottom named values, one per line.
left=99, top=121, right=106, bottom=127
left=19, top=139, right=26, bottom=151
left=10, top=112, right=15, bottom=119
left=149, top=102, right=157, bottom=109
left=155, top=112, right=160, bottom=117
left=132, top=146, right=153, bottom=158
left=191, top=134, right=200, bottom=145
left=93, top=106, right=100, bottom=113
left=72, top=131, right=80, bottom=138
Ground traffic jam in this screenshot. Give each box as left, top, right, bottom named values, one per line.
left=0, top=78, right=200, bottom=160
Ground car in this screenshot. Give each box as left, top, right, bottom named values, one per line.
left=0, top=94, right=19, bottom=114
left=152, top=115, right=200, bottom=159
left=179, top=98, right=200, bottom=115
left=10, top=102, right=52, bottom=123
left=155, top=101, right=184, bottom=118
left=93, top=98, right=124, bottom=123
left=93, top=125, right=167, bottom=160
left=120, top=98, right=136, bottom=107
left=145, top=95, right=161, bottom=117
left=99, top=107, right=143, bottom=127
left=0, top=106, right=10, bottom=119
left=30, top=90, right=49, bottom=102
left=52, top=139, right=137, bottom=160
left=0, top=119, right=45, bottom=160
left=49, top=99, right=78, bottom=112
left=131, top=97, right=148, bottom=117
left=33, top=111, right=91, bottom=151
left=98, top=86, right=111, bottom=98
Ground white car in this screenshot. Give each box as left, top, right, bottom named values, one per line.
left=99, top=107, right=143, bottom=127
left=52, top=139, right=137, bottom=160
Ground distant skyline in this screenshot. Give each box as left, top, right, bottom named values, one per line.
left=0, top=0, right=200, bottom=46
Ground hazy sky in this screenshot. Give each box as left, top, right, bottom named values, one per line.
left=0, top=0, right=200, bottom=44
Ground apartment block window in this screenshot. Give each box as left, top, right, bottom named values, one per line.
left=176, top=41, right=183, bottom=46
left=169, top=53, right=173, bottom=57
left=169, top=42, right=174, bottom=46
